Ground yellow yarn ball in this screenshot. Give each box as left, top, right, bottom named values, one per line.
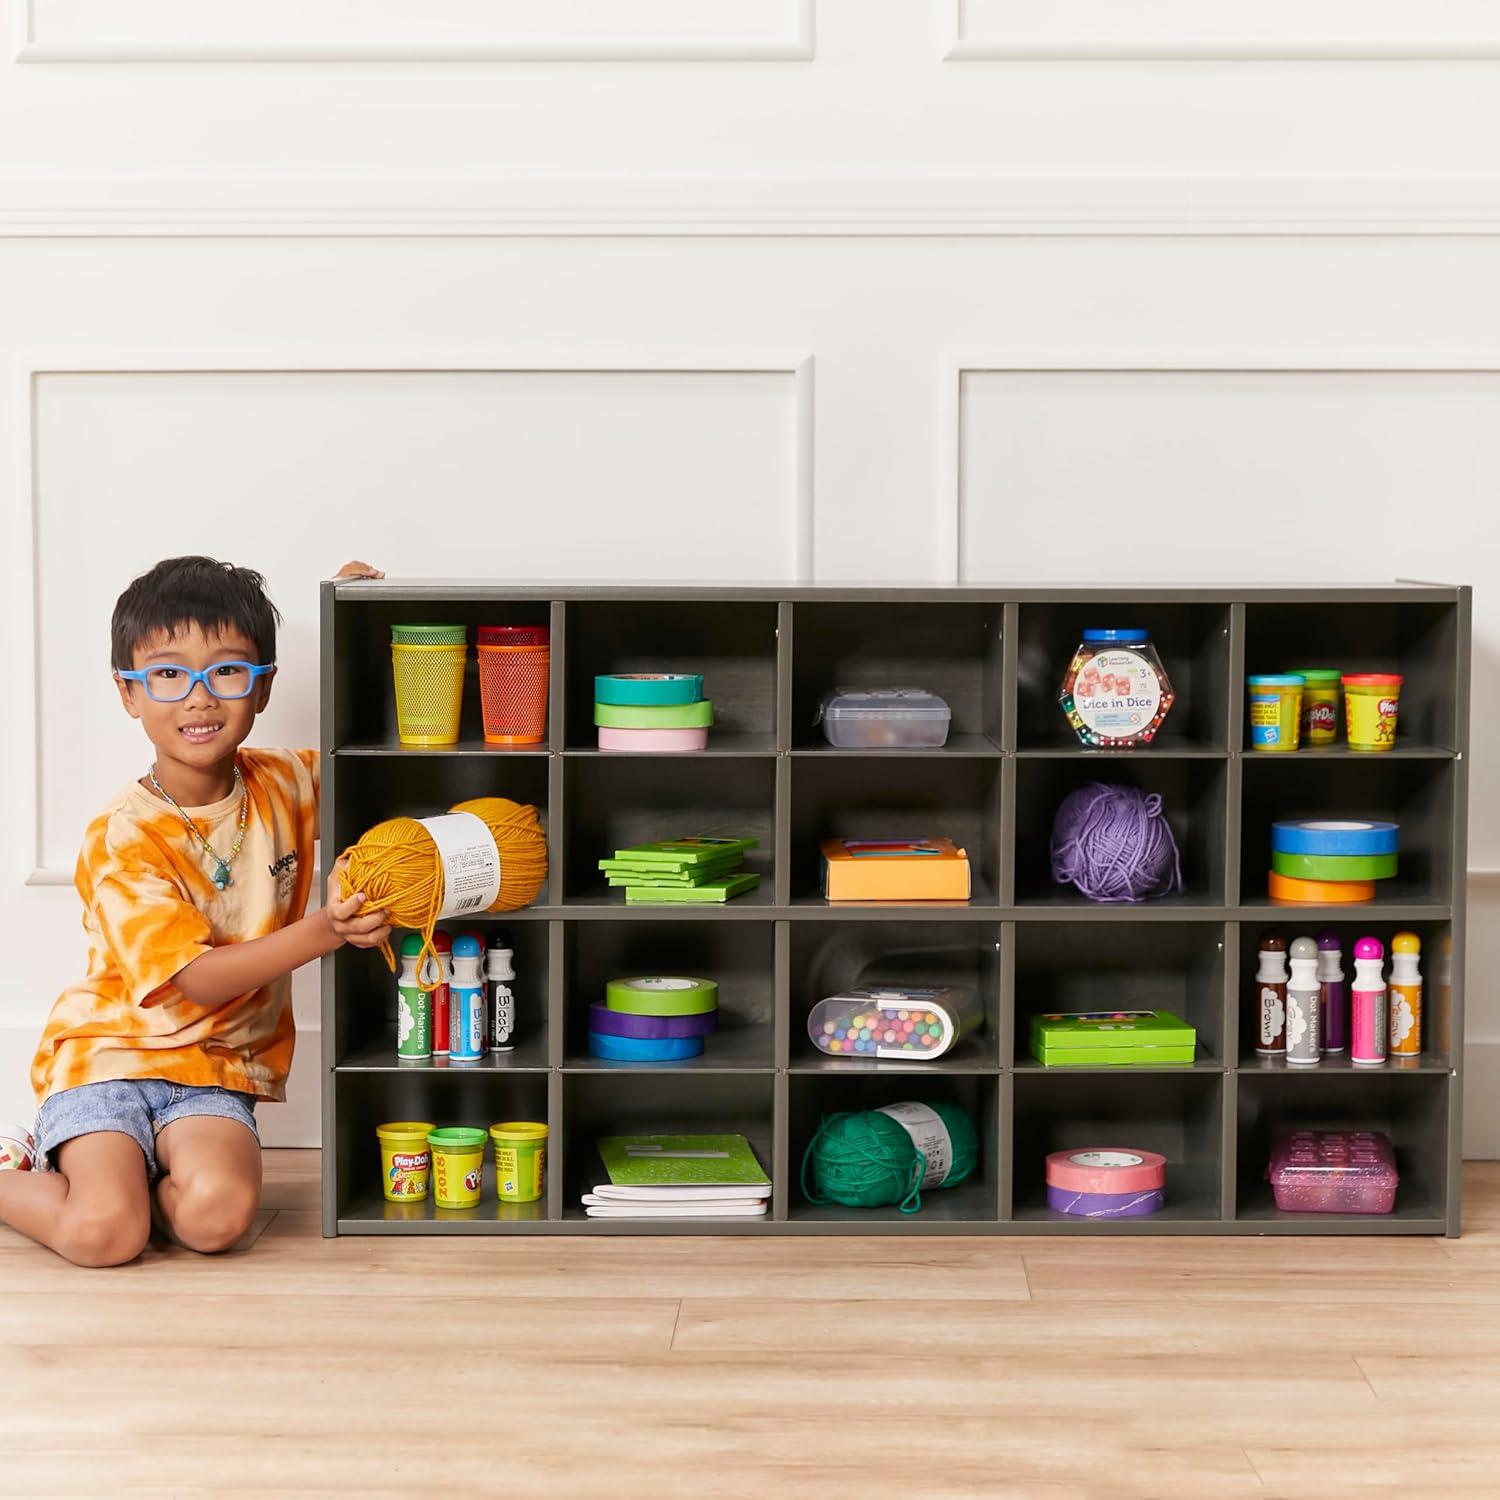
left=338, top=796, right=547, bottom=984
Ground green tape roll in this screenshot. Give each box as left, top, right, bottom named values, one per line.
left=1271, top=850, right=1398, bottom=882
left=594, top=700, right=714, bottom=730
left=605, top=977, right=719, bottom=1016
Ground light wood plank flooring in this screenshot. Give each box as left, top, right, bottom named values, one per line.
left=3, top=1153, right=1498, bottom=1498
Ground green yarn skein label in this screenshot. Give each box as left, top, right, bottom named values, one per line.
left=877, top=1102, right=952, bottom=1188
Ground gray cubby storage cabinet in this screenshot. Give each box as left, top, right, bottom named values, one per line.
left=320, top=582, right=1470, bottom=1237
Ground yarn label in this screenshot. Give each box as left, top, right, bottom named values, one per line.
left=1069, top=650, right=1163, bottom=736
left=419, top=812, right=502, bottom=917
left=877, top=1101, right=952, bottom=1188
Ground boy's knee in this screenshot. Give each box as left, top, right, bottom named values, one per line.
left=60, top=1207, right=149, bottom=1269
left=170, top=1175, right=259, bottom=1253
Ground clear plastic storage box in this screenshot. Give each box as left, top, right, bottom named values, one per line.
left=815, top=687, right=952, bottom=749
left=1266, top=1130, right=1398, bottom=1214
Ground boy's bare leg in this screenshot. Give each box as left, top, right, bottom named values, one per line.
left=0, top=1132, right=150, bottom=1267
left=154, top=1116, right=261, bottom=1254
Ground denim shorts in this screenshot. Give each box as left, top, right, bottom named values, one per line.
left=34, top=1079, right=259, bottom=1179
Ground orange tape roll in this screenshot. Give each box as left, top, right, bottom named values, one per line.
left=1268, top=871, right=1375, bottom=904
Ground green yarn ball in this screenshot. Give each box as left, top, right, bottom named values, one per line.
left=801, top=1101, right=979, bottom=1215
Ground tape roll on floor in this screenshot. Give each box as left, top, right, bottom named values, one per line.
left=587, top=1002, right=718, bottom=1040
left=1270, top=820, right=1399, bottom=857
left=587, top=1032, right=706, bottom=1062
left=605, top=976, right=720, bottom=1016
left=1045, top=1148, right=1167, bottom=1195
left=594, top=673, right=704, bottom=707
left=597, top=726, right=709, bottom=753
left=1271, top=850, right=1398, bottom=882
left=594, top=700, right=715, bottom=730
left=1267, top=871, right=1376, bottom=904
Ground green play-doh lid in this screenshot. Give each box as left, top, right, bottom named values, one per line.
left=1287, top=668, right=1342, bottom=685
left=391, top=623, right=467, bottom=645
left=427, top=1127, right=487, bottom=1151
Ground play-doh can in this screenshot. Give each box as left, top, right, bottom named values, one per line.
left=1287, top=668, right=1341, bottom=747
left=489, top=1121, right=547, bottom=1204
left=376, top=1121, right=434, bottom=1202
left=428, top=1126, right=487, bottom=1209
left=1247, top=675, right=1304, bottom=752
left=1343, top=674, right=1403, bottom=751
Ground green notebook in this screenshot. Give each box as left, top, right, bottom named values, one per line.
left=597, top=1134, right=770, bottom=1189
left=624, top=873, right=761, bottom=904
left=600, top=856, right=744, bottom=885
left=609, top=836, right=758, bottom=868
left=1029, top=1009, right=1197, bottom=1067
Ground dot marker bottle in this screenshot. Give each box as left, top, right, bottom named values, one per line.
left=426, top=929, right=452, bottom=1058
left=1351, top=937, right=1387, bottom=1068
left=396, top=933, right=432, bottom=1061
left=1256, top=933, right=1289, bottom=1057
left=1389, top=932, right=1422, bottom=1059
left=1316, top=930, right=1347, bottom=1054
left=449, top=932, right=486, bottom=1063
left=1285, top=936, right=1321, bottom=1066
left=486, top=928, right=516, bottom=1053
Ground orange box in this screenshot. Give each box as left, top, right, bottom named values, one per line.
left=820, top=838, right=971, bottom=902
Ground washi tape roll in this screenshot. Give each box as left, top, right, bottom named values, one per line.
left=587, top=1032, right=706, bottom=1062
left=595, top=700, right=715, bottom=730
left=1271, top=850, right=1398, bottom=882
left=1270, top=820, right=1399, bottom=857
left=587, top=1003, right=718, bottom=1040
left=605, top=976, right=720, bottom=1016
left=1046, top=1186, right=1165, bottom=1219
left=1268, top=871, right=1376, bottom=904
left=594, top=673, right=705, bottom=707
left=1044, top=1147, right=1167, bottom=1195
left=597, top=725, right=709, bottom=753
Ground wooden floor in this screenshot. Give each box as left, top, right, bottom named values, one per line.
left=3, top=1155, right=1499, bottom=1498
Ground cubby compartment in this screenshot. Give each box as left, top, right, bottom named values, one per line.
left=563, top=919, right=775, bottom=1069
left=1235, top=920, right=1454, bottom=1070
left=562, top=754, right=775, bottom=907
left=1011, top=1072, right=1224, bottom=1225
left=790, top=921, right=1001, bottom=1071
left=790, top=600, right=1004, bottom=751
left=788, top=1073, right=1000, bottom=1225
left=561, top=1071, right=775, bottom=1225
left=334, top=1070, right=551, bottom=1231
left=789, top=755, right=1002, bottom=906
left=332, top=921, right=552, bottom=1072
left=1017, top=602, right=1231, bottom=752
left=1235, top=1072, right=1449, bottom=1229
left=1012, top=922, right=1227, bottom=1068
left=330, top=597, right=555, bottom=751
left=1243, top=600, right=1462, bottom=753
left=1014, top=756, right=1227, bottom=908
left=565, top=599, right=778, bottom=752
left=1239, top=755, right=1455, bottom=910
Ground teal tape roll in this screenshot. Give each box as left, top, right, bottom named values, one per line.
left=594, top=673, right=704, bottom=707
left=595, top=699, right=714, bottom=730
left=605, top=977, right=719, bottom=1016
left=1271, top=850, right=1398, bottom=882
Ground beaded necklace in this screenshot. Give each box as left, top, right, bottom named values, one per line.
left=149, top=762, right=248, bottom=890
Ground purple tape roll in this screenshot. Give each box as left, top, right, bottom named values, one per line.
left=587, top=1002, right=718, bottom=1041
left=1046, top=1186, right=1164, bottom=1219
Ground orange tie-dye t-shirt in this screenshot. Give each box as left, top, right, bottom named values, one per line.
left=31, top=747, right=320, bottom=1106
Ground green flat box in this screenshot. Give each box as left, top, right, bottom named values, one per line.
left=624, top=873, right=761, bottom=904
left=1029, top=1009, right=1196, bottom=1067
left=609, top=837, right=758, bottom=868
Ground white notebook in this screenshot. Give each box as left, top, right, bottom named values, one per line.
left=583, top=1199, right=769, bottom=1218
left=587, top=1183, right=771, bottom=1203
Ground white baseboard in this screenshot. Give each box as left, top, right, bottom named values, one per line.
left=0, top=1023, right=322, bottom=1148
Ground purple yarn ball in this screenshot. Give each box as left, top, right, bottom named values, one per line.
left=1050, top=783, right=1184, bottom=903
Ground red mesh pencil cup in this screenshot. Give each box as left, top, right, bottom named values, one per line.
left=476, top=625, right=550, bottom=746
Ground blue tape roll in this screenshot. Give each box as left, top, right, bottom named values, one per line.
left=1271, top=820, right=1400, bottom=857
left=594, top=673, right=704, bottom=707
left=587, top=1032, right=706, bottom=1062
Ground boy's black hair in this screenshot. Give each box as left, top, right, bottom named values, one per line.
left=111, top=556, right=282, bottom=671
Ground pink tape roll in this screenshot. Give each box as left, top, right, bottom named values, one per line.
left=1045, top=1147, right=1166, bottom=1195
left=597, top=726, right=708, bottom=752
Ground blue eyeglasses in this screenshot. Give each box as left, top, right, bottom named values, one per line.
left=116, top=661, right=276, bottom=703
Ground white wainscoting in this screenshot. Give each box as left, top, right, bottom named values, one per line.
left=17, top=0, right=814, bottom=62
left=942, top=0, right=1500, bottom=59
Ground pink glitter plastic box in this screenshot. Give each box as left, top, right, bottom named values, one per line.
left=1267, top=1130, right=1398, bottom=1214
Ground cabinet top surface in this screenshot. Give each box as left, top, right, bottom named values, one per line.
left=331, top=579, right=1467, bottom=603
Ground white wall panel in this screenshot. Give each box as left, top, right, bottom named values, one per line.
left=946, top=0, right=1500, bottom=58
left=20, top=0, right=812, bottom=60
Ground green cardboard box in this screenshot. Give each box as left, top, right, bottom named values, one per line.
left=1029, top=1009, right=1197, bottom=1068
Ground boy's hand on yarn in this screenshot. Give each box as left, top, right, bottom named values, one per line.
left=324, top=860, right=392, bottom=950
left=332, top=560, right=385, bottom=580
